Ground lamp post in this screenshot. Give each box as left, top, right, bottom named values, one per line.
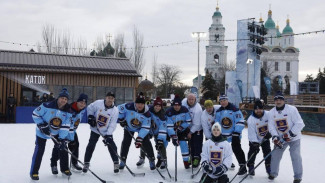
left=246, top=59, right=253, bottom=101
left=192, top=32, right=206, bottom=99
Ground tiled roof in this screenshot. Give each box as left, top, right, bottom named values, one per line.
left=0, top=50, right=140, bottom=76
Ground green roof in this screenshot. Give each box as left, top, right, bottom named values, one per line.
left=276, top=28, right=281, bottom=37
left=283, top=25, right=293, bottom=34
left=213, top=11, right=222, bottom=17
left=265, top=18, right=276, bottom=29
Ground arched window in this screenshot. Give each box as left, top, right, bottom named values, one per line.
left=285, top=49, right=295, bottom=53
left=272, top=48, right=282, bottom=53
left=214, top=54, right=219, bottom=64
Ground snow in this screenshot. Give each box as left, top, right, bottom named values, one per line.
left=0, top=124, right=324, bottom=183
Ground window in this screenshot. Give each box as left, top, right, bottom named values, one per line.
left=286, top=62, right=290, bottom=71
left=275, top=62, right=279, bottom=71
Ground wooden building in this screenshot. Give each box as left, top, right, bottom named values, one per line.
left=0, top=49, right=140, bottom=119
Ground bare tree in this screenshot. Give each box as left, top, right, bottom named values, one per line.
left=156, top=64, right=182, bottom=98
left=130, top=26, right=145, bottom=74
left=42, top=24, right=55, bottom=53
left=113, top=33, right=125, bottom=57
left=62, top=29, right=72, bottom=54
left=151, top=54, right=158, bottom=85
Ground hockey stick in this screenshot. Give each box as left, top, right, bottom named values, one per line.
left=175, top=144, right=177, bottom=182
left=94, top=124, right=145, bottom=177
left=238, top=142, right=285, bottom=183
left=229, top=138, right=268, bottom=183
left=156, top=144, right=174, bottom=181
left=125, top=128, right=168, bottom=181
left=50, top=136, right=113, bottom=183
left=191, top=165, right=202, bottom=179
left=199, top=173, right=209, bottom=183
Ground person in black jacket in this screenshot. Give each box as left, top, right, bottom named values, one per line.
left=6, top=93, right=16, bottom=122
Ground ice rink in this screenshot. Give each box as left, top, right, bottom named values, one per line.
left=0, top=123, right=323, bottom=183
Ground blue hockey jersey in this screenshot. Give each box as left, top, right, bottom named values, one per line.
left=166, top=106, right=192, bottom=136
left=149, top=106, right=167, bottom=141
left=67, top=102, right=87, bottom=141
left=215, top=103, right=245, bottom=142
left=32, top=100, right=72, bottom=140
left=118, top=102, right=151, bottom=139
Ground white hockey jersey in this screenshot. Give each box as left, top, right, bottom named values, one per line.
left=87, top=100, right=119, bottom=136
left=247, top=111, right=270, bottom=143
left=182, top=98, right=203, bottom=133
left=268, top=104, right=305, bottom=142
left=201, top=105, right=221, bottom=139
left=201, top=139, right=232, bottom=179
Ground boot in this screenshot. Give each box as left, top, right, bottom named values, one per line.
left=156, top=157, right=162, bottom=168
left=136, top=157, right=145, bottom=167
left=293, top=179, right=302, bottom=183
left=30, top=174, right=39, bottom=180
left=183, top=161, right=191, bottom=169
left=114, top=163, right=119, bottom=173
left=72, top=163, right=83, bottom=171
left=248, top=165, right=255, bottom=176
left=82, top=162, right=90, bottom=173
left=268, top=175, right=275, bottom=181
left=265, top=164, right=271, bottom=176
left=62, top=170, right=72, bottom=176
left=192, top=158, right=200, bottom=168
left=238, top=165, right=247, bottom=175
left=119, top=161, right=126, bottom=170
left=51, top=166, right=58, bottom=175
left=160, top=161, right=166, bottom=170
left=149, top=161, right=156, bottom=170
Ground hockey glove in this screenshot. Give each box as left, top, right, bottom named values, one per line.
left=232, top=132, right=240, bottom=144
left=201, top=161, right=213, bottom=174
left=250, top=142, right=260, bottom=152
left=59, top=139, right=68, bottom=151
left=213, top=164, right=228, bottom=177
left=282, top=130, right=296, bottom=142
left=176, top=125, right=184, bottom=135
left=88, top=115, right=97, bottom=127
left=171, top=135, right=179, bottom=146
left=103, top=135, right=114, bottom=145
left=38, top=123, right=50, bottom=136
left=155, top=139, right=164, bottom=150
left=135, top=137, right=143, bottom=148
left=272, top=136, right=283, bottom=149
left=119, top=119, right=127, bottom=128
left=264, top=132, right=272, bottom=139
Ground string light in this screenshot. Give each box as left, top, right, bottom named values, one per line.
left=0, top=29, right=324, bottom=51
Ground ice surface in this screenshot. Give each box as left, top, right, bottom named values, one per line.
left=0, top=124, right=323, bottom=183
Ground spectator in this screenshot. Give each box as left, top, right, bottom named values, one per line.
left=33, top=95, right=41, bottom=106
left=48, top=92, right=55, bottom=101
left=7, top=93, right=16, bottom=122
left=41, top=93, right=49, bottom=103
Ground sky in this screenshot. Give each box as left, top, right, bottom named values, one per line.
left=0, top=0, right=324, bottom=86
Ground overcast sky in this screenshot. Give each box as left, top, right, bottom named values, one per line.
left=0, top=0, right=324, bottom=86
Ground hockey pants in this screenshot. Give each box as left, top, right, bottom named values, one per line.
left=270, top=139, right=303, bottom=179
left=50, top=133, right=80, bottom=166
left=50, top=136, right=69, bottom=172
left=30, top=136, right=47, bottom=175
left=120, top=129, right=155, bottom=162
left=231, top=136, right=246, bottom=165
left=84, top=131, right=118, bottom=164
left=247, top=139, right=271, bottom=167
left=190, top=130, right=203, bottom=160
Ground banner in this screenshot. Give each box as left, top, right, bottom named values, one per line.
left=236, top=80, right=243, bottom=100
left=277, top=75, right=282, bottom=88
left=263, top=77, right=271, bottom=95
left=190, top=86, right=199, bottom=100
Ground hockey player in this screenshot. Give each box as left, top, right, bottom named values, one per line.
left=82, top=92, right=120, bottom=173
left=215, top=94, right=247, bottom=175
left=166, top=95, right=192, bottom=169
left=200, top=123, right=232, bottom=183
left=136, top=97, right=168, bottom=169
left=118, top=92, right=156, bottom=170
left=30, top=88, right=72, bottom=180
left=50, top=93, right=88, bottom=173
left=181, top=93, right=203, bottom=168
left=268, top=91, right=305, bottom=183
left=201, top=100, right=221, bottom=140
left=246, top=99, right=272, bottom=176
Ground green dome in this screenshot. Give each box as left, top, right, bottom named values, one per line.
left=282, top=25, right=293, bottom=34
left=265, top=18, right=276, bottom=29
left=213, top=11, right=222, bottom=17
